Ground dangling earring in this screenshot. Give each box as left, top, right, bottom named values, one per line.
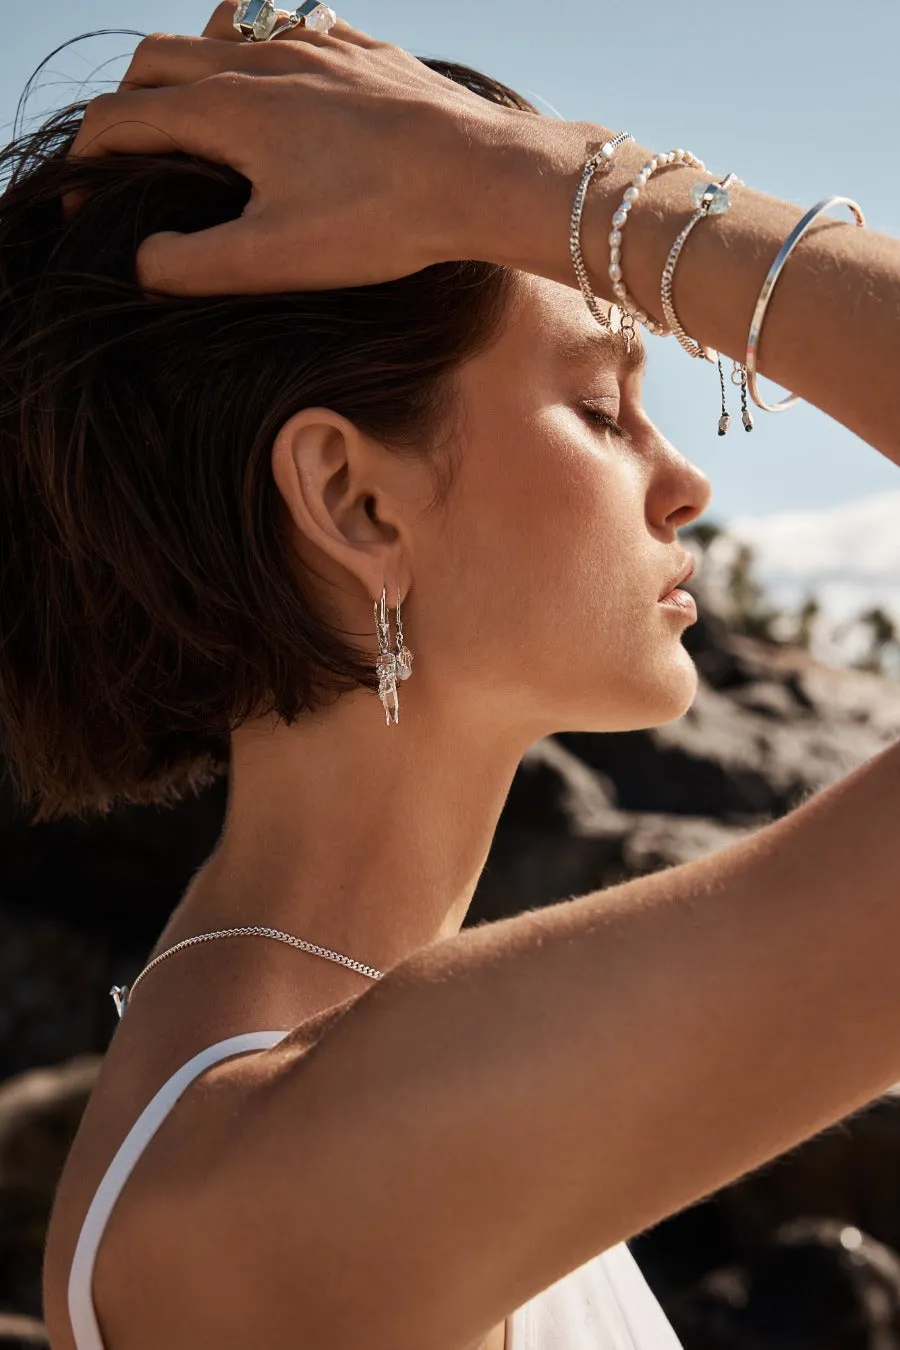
left=395, top=589, right=413, bottom=682
left=374, top=586, right=399, bottom=726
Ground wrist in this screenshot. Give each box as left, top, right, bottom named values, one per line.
left=444, top=113, right=715, bottom=336
left=445, top=112, right=642, bottom=283
left=430, top=108, right=595, bottom=274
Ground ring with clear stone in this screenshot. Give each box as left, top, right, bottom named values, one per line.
left=609, top=148, right=705, bottom=338
left=234, top=0, right=339, bottom=42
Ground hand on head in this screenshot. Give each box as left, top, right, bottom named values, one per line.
left=69, top=1, right=509, bottom=295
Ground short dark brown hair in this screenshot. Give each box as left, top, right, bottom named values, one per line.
left=0, top=57, right=537, bottom=824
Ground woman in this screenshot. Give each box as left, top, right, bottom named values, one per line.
left=19, top=3, right=900, bottom=1348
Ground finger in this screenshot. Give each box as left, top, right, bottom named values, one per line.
left=286, top=16, right=384, bottom=48
left=71, top=84, right=247, bottom=167
left=120, top=33, right=315, bottom=90
left=203, top=2, right=245, bottom=40
left=203, top=0, right=382, bottom=48
left=137, top=220, right=270, bottom=295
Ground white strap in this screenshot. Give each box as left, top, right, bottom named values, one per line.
left=68, top=1030, right=290, bottom=1350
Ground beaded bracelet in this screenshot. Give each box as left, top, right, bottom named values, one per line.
left=609, top=147, right=705, bottom=338
left=569, top=131, right=634, bottom=337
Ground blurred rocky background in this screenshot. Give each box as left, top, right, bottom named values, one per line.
left=2, top=524, right=900, bottom=1348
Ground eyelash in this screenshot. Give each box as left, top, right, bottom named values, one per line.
left=582, top=405, right=627, bottom=438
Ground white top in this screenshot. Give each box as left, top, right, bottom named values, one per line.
left=68, top=1031, right=684, bottom=1350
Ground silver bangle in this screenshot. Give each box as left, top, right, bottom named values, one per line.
left=746, top=195, right=867, bottom=413
left=660, top=173, right=743, bottom=361
left=570, top=132, right=634, bottom=335
left=609, top=148, right=705, bottom=338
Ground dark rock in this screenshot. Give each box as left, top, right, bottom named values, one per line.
left=620, top=811, right=750, bottom=876
left=0, top=1058, right=100, bottom=1322
left=714, top=1088, right=900, bottom=1262
left=663, top=1219, right=900, bottom=1350
left=559, top=620, right=900, bottom=824
left=0, top=917, right=108, bottom=1081
left=0, top=1314, right=49, bottom=1348
left=1, top=557, right=900, bottom=1336
left=472, top=737, right=754, bottom=922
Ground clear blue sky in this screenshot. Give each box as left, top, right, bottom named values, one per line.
left=3, top=1, right=898, bottom=526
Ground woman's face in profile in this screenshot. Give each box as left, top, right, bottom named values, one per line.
left=417, top=271, right=714, bottom=739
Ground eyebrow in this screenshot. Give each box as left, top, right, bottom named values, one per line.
left=558, top=327, right=648, bottom=376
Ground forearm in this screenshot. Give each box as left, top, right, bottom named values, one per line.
left=469, top=112, right=900, bottom=462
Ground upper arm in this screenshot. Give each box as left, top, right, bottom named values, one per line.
left=164, top=739, right=900, bottom=1350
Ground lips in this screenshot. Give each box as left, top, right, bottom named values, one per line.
left=659, top=556, right=695, bottom=601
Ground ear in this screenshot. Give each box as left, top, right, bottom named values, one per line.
left=270, top=407, right=414, bottom=607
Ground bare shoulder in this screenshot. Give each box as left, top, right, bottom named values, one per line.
left=42, top=990, right=359, bottom=1350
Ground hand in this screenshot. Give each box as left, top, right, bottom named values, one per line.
left=70, top=2, right=518, bottom=294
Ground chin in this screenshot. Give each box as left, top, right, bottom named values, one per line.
left=635, top=652, right=700, bottom=729
left=555, top=666, right=696, bottom=734
left=572, top=650, right=700, bottom=734
left=544, top=639, right=701, bottom=734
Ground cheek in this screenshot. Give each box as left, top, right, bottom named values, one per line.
left=452, top=414, right=641, bottom=657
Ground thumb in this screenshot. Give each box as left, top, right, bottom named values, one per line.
left=136, top=219, right=270, bottom=296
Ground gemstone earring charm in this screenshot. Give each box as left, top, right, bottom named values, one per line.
left=374, top=587, right=399, bottom=726
left=395, top=591, right=413, bottom=682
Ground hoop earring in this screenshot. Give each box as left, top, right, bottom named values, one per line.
left=374, top=586, right=399, bottom=726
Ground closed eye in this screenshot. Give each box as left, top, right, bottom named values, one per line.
left=581, top=404, right=629, bottom=439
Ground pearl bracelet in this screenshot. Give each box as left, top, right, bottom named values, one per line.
left=609, top=147, right=705, bottom=338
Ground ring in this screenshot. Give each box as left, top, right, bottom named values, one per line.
left=234, top=0, right=338, bottom=42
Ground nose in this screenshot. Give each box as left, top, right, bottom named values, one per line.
left=647, top=430, right=713, bottom=532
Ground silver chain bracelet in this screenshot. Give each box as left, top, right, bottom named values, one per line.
left=570, top=132, right=634, bottom=344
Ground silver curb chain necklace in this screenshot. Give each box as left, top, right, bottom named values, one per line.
left=110, top=926, right=385, bottom=1020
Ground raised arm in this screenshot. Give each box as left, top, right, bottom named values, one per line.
left=477, top=123, right=900, bottom=464
left=73, top=12, right=900, bottom=462
left=169, top=731, right=900, bottom=1350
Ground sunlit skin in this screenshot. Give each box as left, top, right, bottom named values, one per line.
left=180, top=274, right=712, bottom=984
left=78, top=274, right=710, bottom=1350
left=41, top=12, right=900, bottom=1350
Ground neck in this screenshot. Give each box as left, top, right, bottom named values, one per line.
left=179, top=683, right=540, bottom=978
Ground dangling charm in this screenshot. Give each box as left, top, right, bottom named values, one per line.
left=110, top=985, right=130, bottom=1019
left=395, top=591, right=414, bottom=682
left=620, top=309, right=637, bottom=357
left=733, top=360, right=755, bottom=432
left=716, top=354, right=730, bottom=436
